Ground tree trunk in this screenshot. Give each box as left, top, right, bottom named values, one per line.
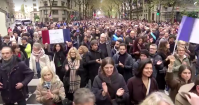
left=129, top=0, right=132, bottom=20
left=142, top=0, right=145, bottom=20
left=171, top=2, right=176, bottom=24
left=136, top=0, right=139, bottom=19
left=148, top=3, right=151, bottom=22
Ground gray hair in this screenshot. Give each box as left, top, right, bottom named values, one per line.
left=33, top=42, right=42, bottom=49
left=73, top=88, right=95, bottom=104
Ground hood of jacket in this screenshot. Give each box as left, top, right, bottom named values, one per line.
left=98, top=66, right=119, bottom=84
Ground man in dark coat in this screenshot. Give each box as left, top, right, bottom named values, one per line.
left=85, top=40, right=105, bottom=84
left=0, top=46, right=34, bottom=105
left=149, top=44, right=163, bottom=78
left=113, top=43, right=134, bottom=82
left=98, top=33, right=111, bottom=57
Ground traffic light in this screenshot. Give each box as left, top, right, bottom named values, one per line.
left=157, top=10, right=160, bottom=16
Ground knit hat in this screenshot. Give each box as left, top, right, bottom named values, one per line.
left=140, top=49, right=149, bottom=57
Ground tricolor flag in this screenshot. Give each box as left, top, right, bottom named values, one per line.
left=177, top=16, right=199, bottom=44
left=42, top=29, right=71, bottom=44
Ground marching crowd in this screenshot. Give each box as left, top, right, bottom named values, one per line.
left=1, top=19, right=199, bottom=105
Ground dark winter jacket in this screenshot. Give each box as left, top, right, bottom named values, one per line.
left=0, top=56, right=34, bottom=103
left=113, top=53, right=134, bottom=82
left=92, top=67, right=129, bottom=105
left=62, top=59, right=87, bottom=88
left=84, top=49, right=105, bottom=83
left=150, top=53, right=164, bottom=78
left=127, top=77, right=158, bottom=105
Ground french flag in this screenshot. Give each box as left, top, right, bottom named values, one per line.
left=42, top=29, right=71, bottom=44
left=177, top=16, right=199, bottom=44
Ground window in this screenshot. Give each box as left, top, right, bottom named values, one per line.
left=61, top=1, right=65, bottom=6
left=52, top=1, right=58, bottom=6
left=34, top=8, right=37, bottom=11
left=62, top=10, right=66, bottom=15
left=33, top=0, right=36, bottom=1
left=53, top=18, right=58, bottom=22
left=44, top=10, right=47, bottom=15
left=52, top=10, right=58, bottom=15
left=44, top=1, right=48, bottom=6
left=63, top=18, right=65, bottom=20
left=45, top=18, right=48, bottom=22
left=33, top=3, right=36, bottom=7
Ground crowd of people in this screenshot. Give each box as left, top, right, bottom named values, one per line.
left=0, top=19, right=199, bottom=105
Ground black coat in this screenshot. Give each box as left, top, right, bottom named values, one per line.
left=113, top=53, right=134, bottom=82
left=84, top=49, right=105, bottom=83
left=92, top=67, right=129, bottom=105
left=0, top=57, right=34, bottom=103
left=62, top=59, right=87, bottom=88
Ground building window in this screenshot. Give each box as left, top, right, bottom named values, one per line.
left=33, top=0, right=36, bottom=1
left=44, top=10, right=47, bottom=15
left=62, top=10, right=66, bottom=15
left=33, top=3, right=36, bottom=7
left=44, top=1, right=48, bottom=6
left=61, top=1, right=65, bottom=6
left=52, top=1, right=58, bottom=6
left=52, top=10, right=58, bottom=15
left=53, top=18, right=58, bottom=22
left=63, top=18, right=65, bottom=20
left=34, top=8, right=37, bottom=11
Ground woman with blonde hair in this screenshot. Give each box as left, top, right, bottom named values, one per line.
left=78, top=45, right=89, bottom=57
left=140, top=92, right=174, bottom=105
left=35, top=66, right=65, bottom=105
left=62, top=47, right=85, bottom=101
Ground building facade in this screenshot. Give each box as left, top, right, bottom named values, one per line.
left=39, top=0, right=70, bottom=22
left=0, top=0, right=14, bottom=27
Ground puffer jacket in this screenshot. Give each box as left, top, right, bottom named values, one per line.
left=35, top=77, right=65, bottom=105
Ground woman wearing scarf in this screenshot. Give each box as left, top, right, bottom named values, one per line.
left=62, top=47, right=85, bottom=101
left=29, top=43, right=50, bottom=78
left=35, top=66, right=65, bottom=105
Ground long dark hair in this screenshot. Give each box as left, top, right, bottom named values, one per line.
left=100, top=57, right=115, bottom=74
left=135, top=58, right=153, bottom=78
left=178, top=65, right=192, bottom=83
left=53, top=43, right=64, bottom=52
left=158, top=40, right=169, bottom=55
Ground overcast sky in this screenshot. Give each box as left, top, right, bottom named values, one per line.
left=14, top=0, right=33, bottom=11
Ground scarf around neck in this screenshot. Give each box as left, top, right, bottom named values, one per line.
left=67, top=58, right=81, bottom=93
left=32, top=49, right=45, bottom=62
left=2, top=56, right=16, bottom=73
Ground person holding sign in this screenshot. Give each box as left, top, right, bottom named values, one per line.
left=165, top=55, right=192, bottom=102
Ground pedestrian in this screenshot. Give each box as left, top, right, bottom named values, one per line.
left=29, top=43, right=51, bottom=78
left=35, top=66, right=65, bottom=105
left=0, top=46, right=34, bottom=105
left=62, top=47, right=85, bottom=101
left=113, top=43, right=134, bottom=82
left=140, top=92, right=174, bottom=105
left=175, top=76, right=199, bottom=105
left=84, top=40, right=104, bottom=85
left=127, top=58, right=159, bottom=105
left=92, top=57, right=129, bottom=105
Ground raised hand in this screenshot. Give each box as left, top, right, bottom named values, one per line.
left=156, top=60, right=162, bottom=65
left=116, top=88, right=124, bottom=97
left=102, top=82, right=108, bottom=93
